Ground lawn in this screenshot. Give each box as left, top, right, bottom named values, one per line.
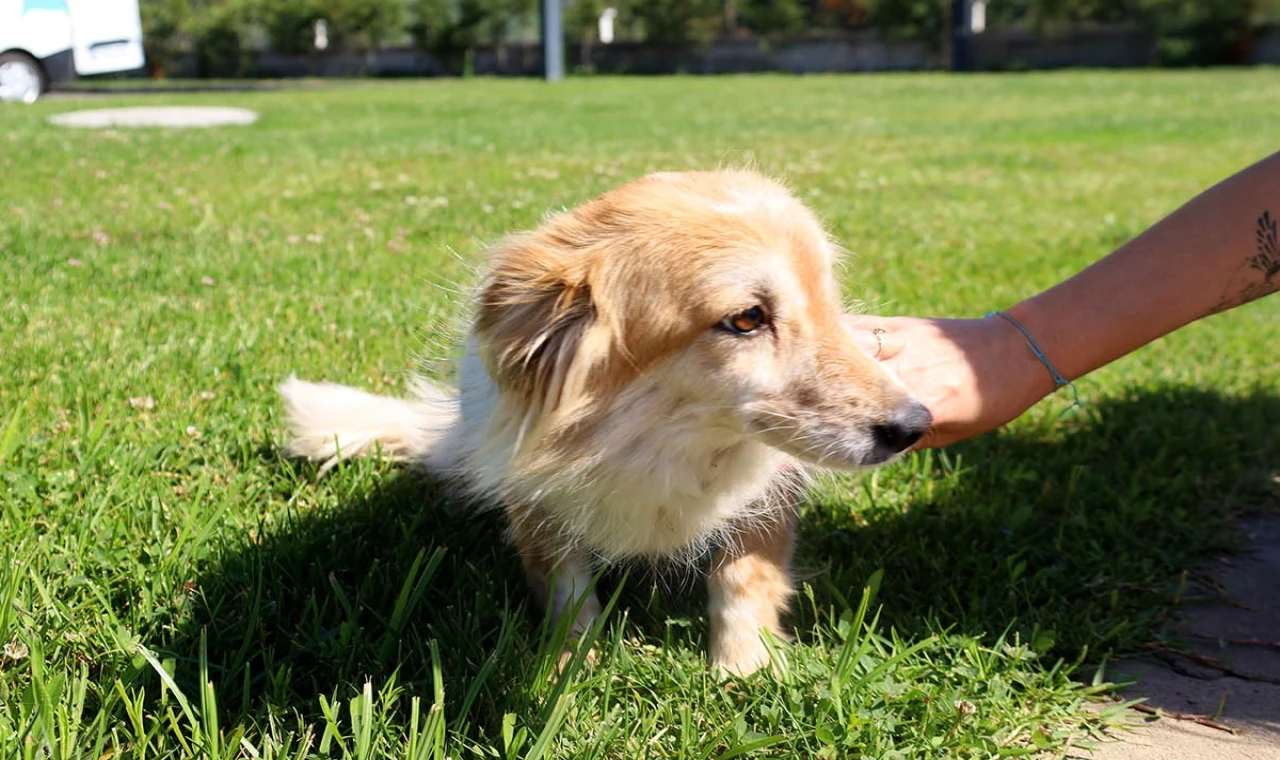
left=2, top=71, right=1279, bottom=758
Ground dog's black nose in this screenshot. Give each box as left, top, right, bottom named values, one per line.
left=872, top=402, right=932, bottom=454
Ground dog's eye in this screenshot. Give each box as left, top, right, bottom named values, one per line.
left=720, top=306, right=768, bottom=335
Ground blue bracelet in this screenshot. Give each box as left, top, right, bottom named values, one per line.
left=985, top=310, right=1081, bottom=416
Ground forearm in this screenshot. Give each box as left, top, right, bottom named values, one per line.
left=847, top=151, right=1280, bottom=449
left=1006, top=151, right=1280, bottom=394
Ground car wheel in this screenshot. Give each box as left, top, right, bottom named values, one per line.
left=0, top=52, right=46, bottom=104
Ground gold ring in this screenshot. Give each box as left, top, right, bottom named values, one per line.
left=872, top=328, right=886, bottom=359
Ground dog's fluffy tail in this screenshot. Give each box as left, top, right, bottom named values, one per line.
left=278, top=375, right=458, bottom=475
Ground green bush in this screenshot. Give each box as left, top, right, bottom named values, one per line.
left=983, top=0, right=1255, bottom=67
left=191, top=0, right=250, bottom=77
left=1256, top=0, right=1280, bottom=24
left=256, top=0, right=318, bottom=55
left=984, top=0, right=1131, bottom=28
left=565, top=0, right=605, bottom=42
left=139, top=0, right=192, bottom=77
left=864, top=0, right=945, bottom=45
left=409, top=0, right=534, bottom=75
left=740, top=0, right=810, bottom=36
left=863, top=0, right=1256, bottom=66
left=1137, top=0, right=1250, bottom=66
left=251, top=0, right=407, bottom=54
left=315, top=0, right=409, bottom=50
left=629, top=0, right=722, bottom=45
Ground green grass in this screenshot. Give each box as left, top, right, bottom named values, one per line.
left=2, top=71, right=1279, bottom=758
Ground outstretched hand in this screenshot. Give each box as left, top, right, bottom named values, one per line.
left=842, top=153, right=1280, bottom=449
left=844, top=314, right=1054, bottom=450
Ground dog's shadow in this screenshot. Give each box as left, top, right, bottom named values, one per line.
left=167, top=385, right=1280, bottom=731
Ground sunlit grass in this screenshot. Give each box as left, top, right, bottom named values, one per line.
left=1, top=71, right=1278, bottom=757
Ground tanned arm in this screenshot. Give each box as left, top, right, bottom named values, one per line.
left=847, top=151, right=1280, bottom=449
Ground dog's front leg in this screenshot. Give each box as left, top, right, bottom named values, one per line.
left=707, top=508, right=797, bottom=677
left=509, top=510, right=602, bottom=639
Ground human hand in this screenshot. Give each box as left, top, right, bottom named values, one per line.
left=843, top=314, right=1055, bottom=449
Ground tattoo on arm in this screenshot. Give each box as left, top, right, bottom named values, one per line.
left=1250, top=210, right=1280, bottom=280
left=1210, top=209, right=1280, bottom=315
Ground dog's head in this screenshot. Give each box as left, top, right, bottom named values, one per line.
left=474, top=169, right=930, bottom=469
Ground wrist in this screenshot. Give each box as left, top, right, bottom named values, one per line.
left=984, top=309, right=1060, bottom=414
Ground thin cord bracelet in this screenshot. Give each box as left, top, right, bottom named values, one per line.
left=985, top=310, right=1081, bottom=416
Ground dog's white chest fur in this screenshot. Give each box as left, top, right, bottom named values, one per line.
left=441, top=340, right=794, bottom=560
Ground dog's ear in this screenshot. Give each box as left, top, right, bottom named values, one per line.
left=474, top=232, right=614, bottom=424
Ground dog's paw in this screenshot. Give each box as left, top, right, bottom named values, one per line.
left=555, top=644, right=599, bottom=675
left=710, top=629, right=787, bottom=678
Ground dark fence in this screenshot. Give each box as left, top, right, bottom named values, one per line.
left=971, top=25, right=1153, bottom=70
left=159, top=24, right=1280, bottom=80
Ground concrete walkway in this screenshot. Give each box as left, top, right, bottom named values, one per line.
left=1077, top=515, right=1280, bottom=760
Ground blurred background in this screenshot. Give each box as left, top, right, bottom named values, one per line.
left=131, top=0, right=1280, bottom=80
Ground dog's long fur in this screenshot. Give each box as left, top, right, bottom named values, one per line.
left=280, top=169, right=929, bottom=675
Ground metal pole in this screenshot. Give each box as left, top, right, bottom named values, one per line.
left=950, top=0, right=972, bottom=73
left=541, top=0, right=564, bottom=82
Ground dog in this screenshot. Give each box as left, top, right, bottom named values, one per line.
left=279, top=169, right=931, bottom=676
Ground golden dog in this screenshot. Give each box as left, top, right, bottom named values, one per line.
left=280, top=169, right=930, bottom=675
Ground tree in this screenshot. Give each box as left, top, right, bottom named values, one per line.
left=983, top=0, right=1134, bottom=27
left=1136, top=0, right=1251, bottom=65
left=565, top=0, right=606, bottom=42
left=630, top=0, right=722, bottom=45
left=139, top=0, right=192, bottom=77
left=251, top=0, right=407, bottom=54
left=409, top=0, right=533, bottom=74
left=812, top=0, right=871, bottom=30
left=189, top=0, right=251, bottom=77
left=317, top=0, right=409, bottom=50
left=256, top=0, right=319, bottom=55
left=863, top=0, right=945, bottom=44
left=565, top=0, right=605, bottom=69
left=739, top=0, right=810, bottom=35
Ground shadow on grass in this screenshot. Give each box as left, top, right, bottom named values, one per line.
left=165, top=385, right=1280, bottom=729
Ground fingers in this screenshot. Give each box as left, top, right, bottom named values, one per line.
left=909, top=425, right=950, bottom=452
left=843, top=315, right=907, bottom=362
left=873, top=326, right=907, bottom=361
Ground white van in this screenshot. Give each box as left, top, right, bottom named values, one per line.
left=0, top=0, right=145, bottom=102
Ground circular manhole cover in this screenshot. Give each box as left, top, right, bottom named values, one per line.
left=49, top=106, right=259, bottom=128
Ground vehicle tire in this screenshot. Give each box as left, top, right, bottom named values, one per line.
left=0, top=51, right=47, bottom=104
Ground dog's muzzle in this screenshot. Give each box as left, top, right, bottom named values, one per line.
left=871, top=401, right=932, bottom=457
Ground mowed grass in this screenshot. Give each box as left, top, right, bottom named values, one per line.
left=2, top=71, right=1279, bottom=758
